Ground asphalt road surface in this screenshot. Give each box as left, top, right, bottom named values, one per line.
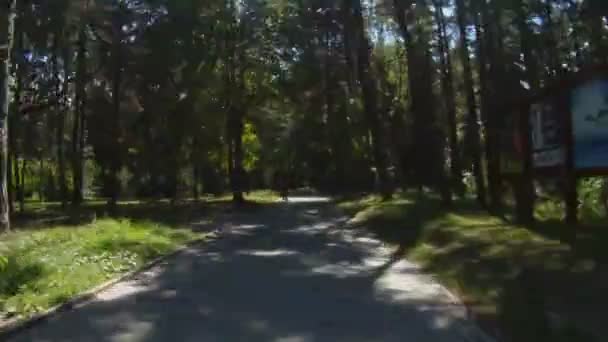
left=9, top=197, right=492, bottom=342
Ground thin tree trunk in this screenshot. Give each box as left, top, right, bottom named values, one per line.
left=8, top=26, right=23, bottom=215
left=515, top=0, right=538, bottom=222
left=7, top=151, right=13, bottom=213
left=13, top=154, right=20, bottom=212
left=39, top=156, right=44, bottom=202
left=52, top=34, right=68, bottom=209
left=322, top=31, right=344, bottom=192
left=19, top=157, right=25, bottom=213
left=475, top=1, right=502, bottom=211
left=231, top=49, right=245, bottom=204
left=72, top=26, right=87, bottom=206
left=455, top=0, right=487, bottom=206
left=231, top=108, right=244, bottom=204
left=434, top=0, right=462, bottom=198
left=108, top=10, right=123, bottom=209
left=0, top=0, right=17, bottom=231
left=192, top=163, right=199, bottom=200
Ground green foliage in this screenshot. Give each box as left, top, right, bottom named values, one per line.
left=535, top=178, right=607, bottom=223
left=0, top=219, right=204, bottom=318
left=579, top=178, right=606, bottom=220
left=242, top=122, right=261, bottom=172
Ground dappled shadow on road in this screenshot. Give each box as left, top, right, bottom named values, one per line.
left=9, top=200, right=478, bottom=342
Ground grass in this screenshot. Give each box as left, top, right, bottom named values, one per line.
left=0, top=218, right=207, bottom=320
left=0, top=191, right=278, bottom=321
left=208, top=190, right=281, bottom=204
left=339, top=192, right=605, bottom=341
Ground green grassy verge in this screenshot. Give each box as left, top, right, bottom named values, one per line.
left=209, top=190, right=281, bottom=204
left=0, top=218, right=207, bottom=320
left=339, top=193, right=605, bottom=341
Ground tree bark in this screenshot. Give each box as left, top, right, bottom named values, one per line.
left=515, top=0, right=538, bottom=221
left=108, top=9, right=123, bottom=209
left=52, top=33, right=68, bottom=209
left=192, top=163, right=199, bottom=200
left=434, top=0, right=462, bottom=199
left=455, top=0, right=487, bottom=206
left=7, top=150, right=13, bottom=213
left=0, top=0, right=17, bottom=231
left=19, top=157, right=25, bottom=213
left=13, top=152, right=20, bottom=212
left=475, top=0, right=502, bottom=211
left=39, top=156, right=44, bottom=202
left=231, top=108, right=245, bottom=204
left=72, top=26, right=87, bottom=206
left=8, top=24, right=23, bottom=215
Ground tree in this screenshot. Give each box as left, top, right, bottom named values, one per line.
left=455, top=0, right=486, bottom=206
left=0, top=0, right=17, bottom=232
left=345, top=0, right=392, bottom=198
left=433, top=0, right=463, bottom=197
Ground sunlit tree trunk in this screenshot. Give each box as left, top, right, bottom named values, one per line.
left=456, top=0, right=487, bottom=206
left=0, top=0, right=17, bottom=232
left=8, top=21, right=23, bottom=215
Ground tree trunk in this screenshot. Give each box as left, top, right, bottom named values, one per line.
left=192, top=163, right=199, bottom=200
left=516, top=104, right=535, bottom=224
left=515, top=0, right=538, bottom=221
left=8, top=25, right=23, bottom=215
left=0, top=0, right=17, bottom=231
left=347, top=0, right=392, bottom=199
left=231, top=108, right=245, bottom=204
left=13, top=154, right=20, bottom=212
left=19, top=157, right=25, bottom=213
left=434, top=0, right=462, bottom=198
left=39, top=156, right=44, bottom=202
left=455, top=0, right=487, bottom=206
left=108, top=11, right=123, bottom=210
left=475, top=0, right=502, bottom=211
left=7, top=151, right=13, bottom=213
left=72, top=26, right=87, bottom=206
left=231, top=50, right=245, bottom=204
left=52, top=33, right=68, bottom=209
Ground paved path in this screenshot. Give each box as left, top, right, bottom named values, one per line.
left=10, top=198, right=491, bottom=342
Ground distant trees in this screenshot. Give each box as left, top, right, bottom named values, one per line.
left=0, top=0, right=606, bottom=228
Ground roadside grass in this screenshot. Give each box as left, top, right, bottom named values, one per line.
left=339, top=193, right=605, bottom=341
left=12, top=190, right=278, bottom=230
left=0, top=191, right=279, bottom=320
left=208, top=190, right=281, bottom=204
left=0, top=218, right=207, bottom=320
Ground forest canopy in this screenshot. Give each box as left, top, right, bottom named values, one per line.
left=0, top=0, right=607, bottom=230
